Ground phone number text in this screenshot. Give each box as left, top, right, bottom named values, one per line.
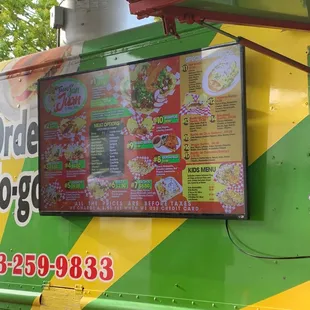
left=0, top=253, right=114, bottom=282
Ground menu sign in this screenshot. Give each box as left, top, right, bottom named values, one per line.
left=38, top=43, right=247, bottom=219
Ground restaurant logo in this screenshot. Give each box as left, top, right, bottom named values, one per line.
left=44, top=78, right=87, bottom=117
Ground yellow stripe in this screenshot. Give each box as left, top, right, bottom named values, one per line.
left=31, top=296, right=41, bottom=310
left=210, top=26, right=309, bottom=164
left=49, top=217, right=185, bottom=308
left=0, top=160, right=25, bottom=243
left=242, top=281, right=310, bottom=310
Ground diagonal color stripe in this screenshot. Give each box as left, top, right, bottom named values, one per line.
left=242, top=281, right=310, bottom=310
left=0, top=159, right=25, bottom=243
left=49, top=217, right=185, bottom=308
left=210, top=25, right=309, bottom=165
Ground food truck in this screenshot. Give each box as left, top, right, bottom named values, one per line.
left=0, top=0, right=309, bottom=309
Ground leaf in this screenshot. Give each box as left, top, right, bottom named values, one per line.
left=0, top=0, right=58, bottom=61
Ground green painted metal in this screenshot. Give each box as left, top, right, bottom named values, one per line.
left=0, top=289, right=40, bottom=305
left=85, top=298, right=203, bottom=310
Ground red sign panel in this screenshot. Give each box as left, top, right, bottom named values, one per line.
left=38, top=43, right=248, bottom=219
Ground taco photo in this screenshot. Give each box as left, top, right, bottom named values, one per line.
left=126, top=116, right=154, bottom=137
left=59, top=116, right=86, bottom=135
left=120, top=61, right=179, bottom=115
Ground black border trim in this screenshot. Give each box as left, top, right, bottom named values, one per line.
left=38, top=42, right=248, bottom=220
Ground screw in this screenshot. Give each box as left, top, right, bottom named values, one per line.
left=136, top=295, right=139, bottom=299
left=175, top=283, right=179, bottom=287
left=172, top=299, right=175, bottom=303
left=154, top=297, right=157, bottom=301
left=108, top=252, right=111, bottom=255
left=212, top=304, right=216, bottom=307
left=192, top=301, right=195, bottom=305
left=17, top=104, right=20, bottom=108
left=115, top=57, right=118, bottom=60
left=119, top=294, right=122, bottom=297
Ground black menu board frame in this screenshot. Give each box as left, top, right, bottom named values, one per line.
left=38, top=42, right=248, bottom=220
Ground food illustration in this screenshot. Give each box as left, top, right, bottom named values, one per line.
left=146, top=65, right=177, bottom=96
left=127, top=117, right=153, bottom=136
left=64, top=145, right=84, bottom=161
left=214, top=163, right=244, bottom=212
left=42, top=182, right=64, bottom=209
left=87, top=178, right=110, bottom=199
left=128, top=156, right=155, bottom=178
left=180, top=93, right=211, bottom=116
left=155, top=177, right=183, bottom=202
left=59, top=116, right=86, bottom=135
left=208, top=60, right=239, bottom=92
left=184, top=93, right=208, bottom=109
left=152, top=134, right=181, bottom=153
left=0, top=44, right=81, bottom=122
left=217, top=188, right=244, bottom=213
left=202, top=56, right=240, bottom=96
left=120, top=61, right=179, bottom=114
left=45, top=145, right=62, bottom=162
left=214, top=163, right=242, bottom=187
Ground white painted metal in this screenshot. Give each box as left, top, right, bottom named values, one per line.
left=57, top=0, right=153, bottom=45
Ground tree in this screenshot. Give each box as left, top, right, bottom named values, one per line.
left=0, top=0, right=58, bottom=61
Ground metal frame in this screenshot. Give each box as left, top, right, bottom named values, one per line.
left=128, top=1, right=310, bottom=32
left=127, top=0, right=310, bottom=73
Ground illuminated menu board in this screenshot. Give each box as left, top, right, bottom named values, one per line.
left=38, top=43, right=248, bottom=219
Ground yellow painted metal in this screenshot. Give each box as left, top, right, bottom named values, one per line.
left=0, top=160, right=25, bottom=243
left=40, top=287, right=82, bottom=310
left=242, top=281, right=310, bottom=310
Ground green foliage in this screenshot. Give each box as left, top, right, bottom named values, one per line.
left=0, top=0, right=58, bottom=61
